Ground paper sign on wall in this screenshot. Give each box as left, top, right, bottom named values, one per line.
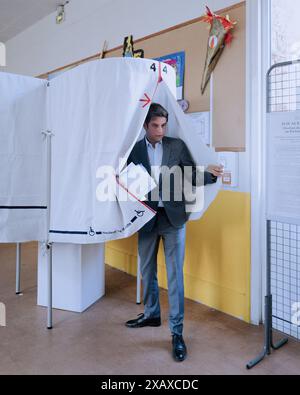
left=218, top=152, right=239, bottom=188
left=267, top=111, right=300, bottom=224
left=187, top=112, right=211, bottom=146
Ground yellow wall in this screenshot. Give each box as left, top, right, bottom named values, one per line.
left=106, top=190, right=251, bottom=322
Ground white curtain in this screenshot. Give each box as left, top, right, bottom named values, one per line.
left=0, top=72, right=47, bottom=242
left=48, top=58, right=162, bottom=243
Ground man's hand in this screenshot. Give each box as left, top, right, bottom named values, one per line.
left=206, top=164, right=224, bottom=178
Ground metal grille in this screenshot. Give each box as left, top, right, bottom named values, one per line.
left=268, top=62, right=300, bottom=112
left=267, top=61, right=300, bottom=340
left=270, top=221, right=300, bottom=339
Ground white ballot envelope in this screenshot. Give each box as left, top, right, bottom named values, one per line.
left=118, top=163, right=157, bottom=202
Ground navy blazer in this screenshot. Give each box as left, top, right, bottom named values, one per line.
left=127, top=136, right=217, bottom=232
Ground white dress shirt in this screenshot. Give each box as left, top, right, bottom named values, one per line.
left=145, top=137, right=164, bottom=207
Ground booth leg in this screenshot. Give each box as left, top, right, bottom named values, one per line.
left=136, top=254, right=142, bottom=305
left=47, top=243, right=53, bottom=330
left=15, top=243, right=22, bottom=295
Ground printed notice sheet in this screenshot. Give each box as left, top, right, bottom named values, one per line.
left=267, top=112, right=300, bottom=224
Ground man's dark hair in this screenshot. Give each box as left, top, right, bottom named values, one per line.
left=145, top=103, right=169, bottom=126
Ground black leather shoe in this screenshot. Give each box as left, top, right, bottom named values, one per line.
left=125, top=313, right=161, bottom=328
left=172, top=334, right=187, bottom=362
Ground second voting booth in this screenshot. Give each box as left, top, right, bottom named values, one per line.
left=0, top=58, right=220, bottom=324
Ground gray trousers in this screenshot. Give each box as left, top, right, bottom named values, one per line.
left=138, top=208, right=186, bottom=335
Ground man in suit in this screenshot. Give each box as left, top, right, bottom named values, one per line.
left=125, top=103, right=223, bottom=362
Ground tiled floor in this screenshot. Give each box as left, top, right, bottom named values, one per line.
left=0, top=242, right=300, bottom=375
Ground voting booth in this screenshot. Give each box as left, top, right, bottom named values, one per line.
left=0, top=58, right=220, bottom=318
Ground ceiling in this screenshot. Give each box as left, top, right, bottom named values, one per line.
left=0, top=0, right=61, bottom=42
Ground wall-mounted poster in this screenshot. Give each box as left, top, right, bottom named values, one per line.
left=155, top=51, right=185, bottom=100
left=187, top=112, right=211, bottom=146
left=267, top=111, right=300, bottom=224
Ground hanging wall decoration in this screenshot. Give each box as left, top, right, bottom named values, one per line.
left=201, top=6, right=236, bottom=95
left=123, top=35, right=144, bottom=58
left=133, top=49, right=145, bottom=59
